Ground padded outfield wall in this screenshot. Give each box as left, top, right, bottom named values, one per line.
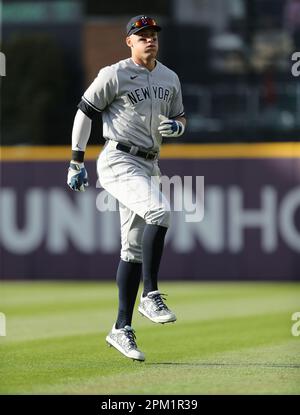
left=0, top=143, right=299, bottom=281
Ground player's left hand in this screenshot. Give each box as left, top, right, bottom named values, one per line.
left=67, top=161, right=89, bottom=192
left=158, top=114, right=185, bottom=137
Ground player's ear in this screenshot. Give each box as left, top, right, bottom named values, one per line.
left=126, top=36, right=133, bottom=48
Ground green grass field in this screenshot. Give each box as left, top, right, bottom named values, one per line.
left=0, top=281, right=299, bottom=395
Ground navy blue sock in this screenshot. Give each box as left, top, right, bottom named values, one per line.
left=142, top=224, right=168, bottom=297
left=115, top=260, right=142, bottom=329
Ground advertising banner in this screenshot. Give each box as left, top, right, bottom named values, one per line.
left=1, top=145, right=299, bottom=280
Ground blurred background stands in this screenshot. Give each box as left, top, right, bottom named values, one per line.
left=1, top=0, right=299, bottom=145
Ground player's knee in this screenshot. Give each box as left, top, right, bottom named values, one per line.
left=121, top=246, right=143, bottom=263
left=121, top=228, right=143, bottom=263
left=144, top=205, right=171, bottom=228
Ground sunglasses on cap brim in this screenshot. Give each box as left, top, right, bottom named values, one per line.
left=130, top=17, right=158, bottom=30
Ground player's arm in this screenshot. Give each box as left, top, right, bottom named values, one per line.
left=174, top=115, right=187, bottom=131
left=67, top=66, right=117, bottom=192
left=67, top=108, right=92, bottom=192
left=158, top=73, right=186, bottom=138
left=67, top=100, right=103, bottom=191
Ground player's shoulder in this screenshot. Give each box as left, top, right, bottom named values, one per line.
left=97, top=58, right=131, bottom=77
left=156, top=60, right=180, bottom=81
left=97, top=64, right=117, bottom=78
left=114, top=58, right=133, bottom=70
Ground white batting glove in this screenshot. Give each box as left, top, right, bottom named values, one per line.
left=158, top=114, right=185, bottom=137
left=67, top=161, right=89, bottom=192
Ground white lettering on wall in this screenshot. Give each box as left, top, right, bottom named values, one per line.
left=169, top=187, right=224, bottom=252
left=0, top=189, right=44, bottom=253
left=0, top=186, right=300, bottom=254
left=228, top=186, right=277, bottom=252
left=279, top=187, right=300, bottom=252
left=47, top=189, right=96, bottom=253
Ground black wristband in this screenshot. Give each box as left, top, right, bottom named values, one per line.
left=72, top=150, right=85, bottom=163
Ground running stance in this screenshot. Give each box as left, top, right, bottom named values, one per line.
left=67, top=15, right=186, bottom=361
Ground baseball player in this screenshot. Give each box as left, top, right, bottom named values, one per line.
left=67, top=15, right=186, bottom=361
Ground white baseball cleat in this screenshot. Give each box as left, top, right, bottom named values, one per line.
left=138, top=290, right=177, bottom=324
left=106, top=324, right=145, bottom=361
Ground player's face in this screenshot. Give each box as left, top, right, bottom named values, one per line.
left=127, top=28, right=159, bottom=60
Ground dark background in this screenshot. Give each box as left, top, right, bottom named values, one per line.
left=1, top=0, right=300, bottom=145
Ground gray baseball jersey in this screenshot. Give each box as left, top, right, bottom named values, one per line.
left=82, top=58, right=185, bottom=152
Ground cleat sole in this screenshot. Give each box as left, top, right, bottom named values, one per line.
left=138, top=307, right=177, bottom=324
left=106, top=336, right=145, bottom=362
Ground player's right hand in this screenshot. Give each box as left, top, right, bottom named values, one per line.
left=67, top=161, right=89, bottom=192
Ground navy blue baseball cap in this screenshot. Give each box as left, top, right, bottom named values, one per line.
left=126, top=15, right=161, bottom=36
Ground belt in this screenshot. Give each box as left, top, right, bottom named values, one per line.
left=116, top=142, right=158, bottom=160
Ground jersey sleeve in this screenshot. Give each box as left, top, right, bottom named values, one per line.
left=169, top=74, right=185, bottom=119
left=82, top=66, right=118, bottom=112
